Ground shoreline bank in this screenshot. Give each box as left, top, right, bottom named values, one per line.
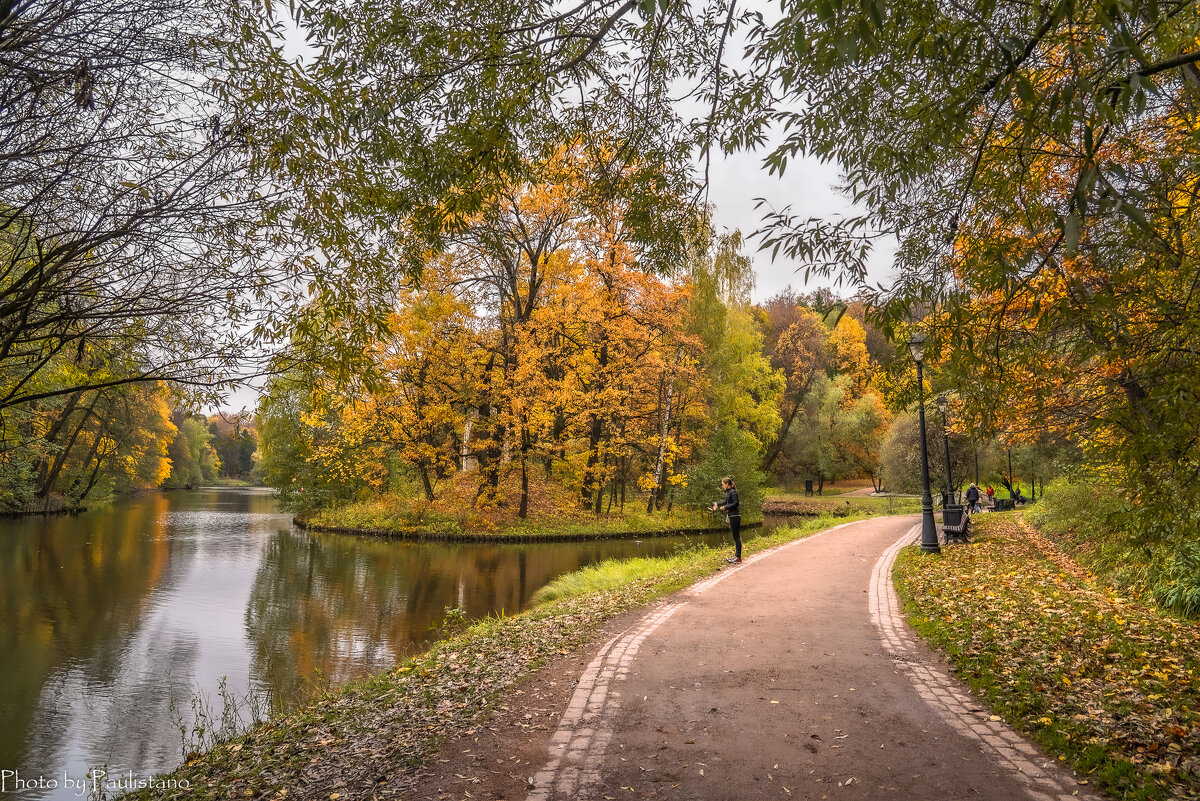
left=293, top=514, right=763, bottom=542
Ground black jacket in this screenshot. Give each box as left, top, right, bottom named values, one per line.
left=966, top=486, right=980, bottom=503
left=717, top=488, right=740, bottom=516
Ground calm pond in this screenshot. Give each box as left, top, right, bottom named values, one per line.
left=1, top=488, right=767, bottom=800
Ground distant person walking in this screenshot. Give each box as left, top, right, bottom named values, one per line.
left=985, top=484, right=995, bottom=507
left=965, top=483, right=981, bottom=513
left=712, top=477, right=742, bottom=563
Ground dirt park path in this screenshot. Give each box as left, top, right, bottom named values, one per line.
left=415, top=516, right=1102, bottom=801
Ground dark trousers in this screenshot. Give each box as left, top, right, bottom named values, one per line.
left=727, top=514, right=742, bottom=558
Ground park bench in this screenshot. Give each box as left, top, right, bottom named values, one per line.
left=941, top=504, right=970, bottom=544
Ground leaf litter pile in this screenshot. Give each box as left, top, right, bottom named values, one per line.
left=126, top=516, right=856, bottom=801
left=894, top=514, right=1200, bottom=801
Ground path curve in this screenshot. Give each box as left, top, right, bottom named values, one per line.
left=527, top=515, right=1101, bottom=801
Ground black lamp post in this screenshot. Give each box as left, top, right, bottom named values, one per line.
left=909, top=333, right=939, bottom=554
left=936, top=393, right=954, bottom=505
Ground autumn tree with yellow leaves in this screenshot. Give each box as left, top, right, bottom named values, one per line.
left=257, top=150, right=780, bottom=523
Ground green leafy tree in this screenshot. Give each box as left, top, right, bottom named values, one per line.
left=778, top=374, right=846, bottom=493
left=0, top=360, right=176, bottom=511
left=221, top=0, right=706, bottom=386
left=687, top=231, right=783, bottom=451
left=256, top=372, right=371, bottom=513
left=760, top=306, right=830, bottom=471
left=209, top=414, right=260, bottom=479
left=0, top=1, right=294, bottom=411
left=680, top=423, right=767, bottom=519
left=879, top=411, right=975, bottom=498
left=836, top=390, right=892, bottom=491
left=164, top=415, right=220, bottom=488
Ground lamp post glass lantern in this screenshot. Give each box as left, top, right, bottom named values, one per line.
left=908, top=332, right=925, bottom=363
left=908, top=334, right=939, bottom=554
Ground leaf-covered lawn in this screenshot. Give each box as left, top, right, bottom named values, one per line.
left=894, top=514, right=1200, bottom=800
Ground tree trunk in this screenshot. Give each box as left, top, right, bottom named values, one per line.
left=461, top=414, right=476, bottom=472
left=594, top=452, right=609, bottom=515
left=33, top=390, right=85, bottom=495
left=418, top=465, right=435, bottom=500
left=38, top=402, right=99, bottom=498
left=546, top=409, right=566, bottom=477
left=761, top=395, right=803, bottom=471
left=646, top=361, right=677, bottom=514
left=77, top=450, right=109, bottom=503
left=619, top=454, right=627, bottom=510
left=581, top=340, right=609, bottom=508
left=471, top=353, right=505, bottom=500
left=65, top=426, right=105, bottom=501
left=518, top=454, right=529, bottom=519
left=657, top=411, right=686, bottom=511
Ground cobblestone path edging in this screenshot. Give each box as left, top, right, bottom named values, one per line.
left=870, top=525, right=1101, bottom=801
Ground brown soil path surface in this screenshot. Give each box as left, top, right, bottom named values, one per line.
left=413, top=516, right=1101, bottom=801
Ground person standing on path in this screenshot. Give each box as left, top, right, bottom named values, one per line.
left=712, top=476, right=741, bottom=563
left=966, top=482, right=981, bottom=513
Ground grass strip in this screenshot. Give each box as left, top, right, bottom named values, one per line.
left=127, top=513, right=865, bottom=800
left=303, top=500, right=737, bottom=541
left=763, top=493, right=923, bottom=517
left=893, top=513, right=1200, bottom=801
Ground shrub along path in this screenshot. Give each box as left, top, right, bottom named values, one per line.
left=410, top=515, right=1103, bottom=801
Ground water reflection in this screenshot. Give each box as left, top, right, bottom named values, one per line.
left=1, top=490, right=750, bottom=800
left=1, top=496, right=171, bottom=793
left=243, top=531, right=734, bottom=703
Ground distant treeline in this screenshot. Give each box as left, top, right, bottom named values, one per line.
left=0, top=384, right=259, bottom=514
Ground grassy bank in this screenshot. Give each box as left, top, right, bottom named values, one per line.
left=771, top=478, right=878, bottom=496
left=202, top=478, right=260, bottom=488
left=894, top=513, right=1200, bottom=801
left=764, top=491, right=923, bottom=517
left=127, top=513, right=866, bottom=801
left=301, top=493, right=742, bottom=541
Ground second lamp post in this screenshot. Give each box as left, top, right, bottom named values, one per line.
left=908, top=333, right=940, bottom=554
left=936, top=393, right=954, bottom=506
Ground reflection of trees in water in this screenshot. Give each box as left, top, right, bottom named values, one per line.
left=243, top=531, right=644, bottom=709
left=0, top=496, right=170, bottom=773
left=245, top=532, right=407, bottom=706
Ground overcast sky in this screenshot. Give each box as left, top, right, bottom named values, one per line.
left=685, top=0, right=899, bottom=303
